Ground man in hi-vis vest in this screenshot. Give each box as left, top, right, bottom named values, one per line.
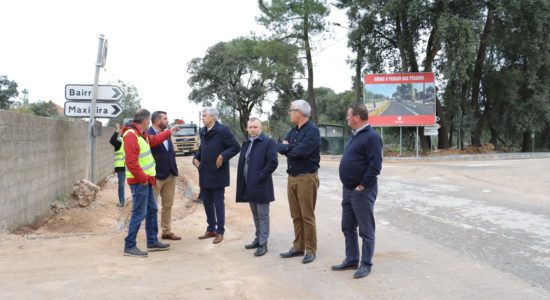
left=109, top=124, right=126, bottom=207
left=122, top=109, right=179, bottom=257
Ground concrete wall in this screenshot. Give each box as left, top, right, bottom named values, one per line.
left=0, top=110, right=115, bottom=230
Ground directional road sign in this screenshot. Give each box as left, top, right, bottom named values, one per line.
left=64, top=101, right=123, bottom=118
left=65, top=84, right=123, bottom=101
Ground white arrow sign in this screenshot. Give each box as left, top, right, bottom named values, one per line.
left=64, top=101, right=123, bottom=118
left=425, top=124, right=441, bottom=130
left=65, top=84, right=124, bottom=101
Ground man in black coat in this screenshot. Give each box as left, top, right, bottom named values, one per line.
left=147, top=111, right=181, bottom=241
left=193, top=107, right=241, bottom=244
left=236, top=117, right=278, bottom=256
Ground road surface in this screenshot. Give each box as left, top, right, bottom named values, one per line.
left=381, top=100, right=435, bottom=116
left=0, top=156, right=548, bottom=299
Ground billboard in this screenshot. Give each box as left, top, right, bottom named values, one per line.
left=364, top=72, right=436, bottom=127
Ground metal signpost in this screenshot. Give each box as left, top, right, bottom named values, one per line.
left=63, top=34, right=124, bottom=183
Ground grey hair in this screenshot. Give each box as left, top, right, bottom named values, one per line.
left=248, top=117, right=262, bottom=125
left=133, top=109, right=151, bottom=123
left=291, top=99, right=311, bottom=117
left=202, top=107, right=219, bottom=120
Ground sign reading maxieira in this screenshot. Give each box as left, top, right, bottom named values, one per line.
left=65, top=102, right=123, bottom=118
left=65, top=84, right=123, bottom=101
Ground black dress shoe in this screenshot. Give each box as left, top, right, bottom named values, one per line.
left=245, top=239, right=260, bottom=250
left=331, top=260, right=359, bottom=271
left=353, top=264, right=372, bottom=279
left=254, top=244, right=268, bottom=256
left=279, top=248, right=304, bottom=258
left=302, top=253, right=316, bottom=264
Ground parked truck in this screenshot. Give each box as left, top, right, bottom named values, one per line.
left=171, top=123, right=200, bottom=155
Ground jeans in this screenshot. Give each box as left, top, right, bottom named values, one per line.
left=341, top=184, right=378, bottom=266
left=116, top=171, right=125, bottom=205
left=124, top=184, right=159, bottom=249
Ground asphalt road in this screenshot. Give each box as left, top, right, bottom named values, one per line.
left=381, top=101, right=435, bottom=116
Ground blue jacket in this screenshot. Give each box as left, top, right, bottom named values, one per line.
left=147, top=126, right=178, bottom=180
left=339, top=125, right=383, bottom=190
left=277, top=120, right=320, bottom=175
left=194, top=121, right=241, bottom=189
left=236, top=133, right=278, bottom=204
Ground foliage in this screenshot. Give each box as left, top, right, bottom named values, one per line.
left=107, top=80, right=142, bottom=127
left=0, top=75, right=19, bottom=109
left=188, top=37, right=303, bottom=137
left=258, top=0, right=330, bottom=123
left=29, top=100, right=59, bottom=117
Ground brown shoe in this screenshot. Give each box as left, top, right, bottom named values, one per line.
left=198, top=231, right=217, bottom=239
left=213, top=234, right=223, bottom=244
left=162, top=232, right=182, bottom=240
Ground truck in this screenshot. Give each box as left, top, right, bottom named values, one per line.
left=171, top=123, right=200, bottom=155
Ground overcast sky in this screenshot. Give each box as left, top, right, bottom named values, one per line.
left=1, top=0, right=353, bottom=124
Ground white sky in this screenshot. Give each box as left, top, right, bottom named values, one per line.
left=1, top=0, right=353, bottom=124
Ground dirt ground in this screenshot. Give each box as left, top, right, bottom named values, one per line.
left=1, top=155, right=548, bottom=299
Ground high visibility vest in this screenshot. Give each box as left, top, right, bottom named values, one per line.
left=114, top=139, right=125, bottom=168
left=123, top=129, right=156, bottom=178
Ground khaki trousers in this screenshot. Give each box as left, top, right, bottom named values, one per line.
left=153, top=174, right=176, bottom=235
left=287, top=173, right=319, bottom=253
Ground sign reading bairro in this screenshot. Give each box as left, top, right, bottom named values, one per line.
left=364, top=72, right=436, bottom=127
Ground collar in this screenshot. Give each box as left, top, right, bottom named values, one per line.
left=352, top=123, right=370, bottom=136
left=249, top=133, right=264, bottom=142
left=295, top=120, right=310, bottom=131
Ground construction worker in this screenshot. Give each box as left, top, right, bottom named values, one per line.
left=109, top=124, right=126, bottom=207
left=122, top=109, right=179, bottom=257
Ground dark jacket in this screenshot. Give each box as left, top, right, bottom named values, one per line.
left=194, top=121, right=241, bottom=189
left=277, top=120, right=320, bottom=175
left=236, top=133, right=278, bottom=204
left=147, top=126, right=179, bottom=180
left=109, top=131, right=124, bottom=172
left=339, top=125, right=383, bottom=190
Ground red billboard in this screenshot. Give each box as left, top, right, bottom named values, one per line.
left=364, top=72, right=436, bottom=127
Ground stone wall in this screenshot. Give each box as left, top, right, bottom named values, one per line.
left=0, top=110, right=115, bottom=230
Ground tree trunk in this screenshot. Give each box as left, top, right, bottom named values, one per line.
left=355, top=49, right=364, bottom=103
left=436, top=97, right=449, bottom=149
left=521, top=131, right=530, bottom=152
left=448, top=122, right=454, bottom=147
left=303, top=9, right=318, bottom=123
left=489, top=126, right=498, bottom=149
left=470, top=2, right=495, bottom=147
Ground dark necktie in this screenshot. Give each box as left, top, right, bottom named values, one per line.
left=243, top=139, right=254, bottom=183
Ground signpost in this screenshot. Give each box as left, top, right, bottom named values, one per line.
left=65, top=84, right=123, bottom=101
left=423, top=124, right=440, bottom=136
left=64, top=102, right=122, bottom=118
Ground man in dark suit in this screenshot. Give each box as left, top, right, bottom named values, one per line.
left=147, top=111, right=181, bottom=241
left=332, top=103, right=383, bottom=279
left=193, top=107, right=241, bottom=244
left=236, top=117, right=278, bottom=256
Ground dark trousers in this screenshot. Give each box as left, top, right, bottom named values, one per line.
left=124, top=184, right=159, bottom=249
left=116, top=170, right=125, bottom=205
left=341, top=184, right=378, bottom=266
left=202, top=188, right=225, bottom=235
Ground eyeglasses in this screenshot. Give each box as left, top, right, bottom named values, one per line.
left=288, top=109, right=300, bottom=113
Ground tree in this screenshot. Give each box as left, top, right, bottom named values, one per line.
left=258, top=0, right=330, bottom=124
left=0, top=76, right=19, bottom=109
left=29, top=100, right=59, bottom=117
left=107, top=80, right=142, bottom=127
left=187, top=37, right=303, bottom=137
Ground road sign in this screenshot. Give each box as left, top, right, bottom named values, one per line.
left=425, top=124, right=441, bottom=130
left=424, top=128, right=439, bottom=136
left=65, top=84, right=123, bottom=101
left=65, top=101, right=123, bottom=118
